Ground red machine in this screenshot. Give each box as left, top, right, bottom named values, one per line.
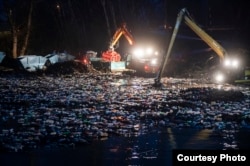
left=102, top=23, right=134, bottom=62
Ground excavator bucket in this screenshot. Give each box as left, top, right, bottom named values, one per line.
left=101, top=50, right=121, bottom=62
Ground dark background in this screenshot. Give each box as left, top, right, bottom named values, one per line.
left=0, top=0, right=250, bottom=59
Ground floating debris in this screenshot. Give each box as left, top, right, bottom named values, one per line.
left=0, top=72, right=249, bottom=152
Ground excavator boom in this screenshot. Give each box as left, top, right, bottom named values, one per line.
left=155, top=8, right=228, bottom=86
left=110, top=24, right=134, bottom=48
left=184, top=15, right=226, bottom=60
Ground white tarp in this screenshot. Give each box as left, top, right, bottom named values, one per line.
left=17, top=55, right=49, bottom=72
left=57, top=52, right=75, bottom=62
left=45, top=52, right=75, bottom=64
left=45, top=54, right=59, bottom=64
left=0, top=52, right=6, bottom=63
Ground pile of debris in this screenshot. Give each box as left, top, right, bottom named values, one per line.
left=0, top=52, right=84, bottom=73
left=45, top=61, right=89, bottom=75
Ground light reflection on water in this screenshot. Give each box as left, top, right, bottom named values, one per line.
left=1, top=128, right=250, bottom=166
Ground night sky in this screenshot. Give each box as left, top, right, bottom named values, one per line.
left=0, top=0, right=250, bottom=58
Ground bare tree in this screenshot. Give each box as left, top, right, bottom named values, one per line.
left=8, top=9, right=18, bottom=58
left=6, top=0, right=34, bottom=58
left=20, top=0, right=33, bottom=55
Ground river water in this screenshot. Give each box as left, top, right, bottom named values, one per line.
left=1, top=74, right=250, bottom=165
left=1, top=128, right=250, bottom=166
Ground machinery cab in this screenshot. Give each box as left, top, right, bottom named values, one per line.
left=126, top=46, right=162, bottom=74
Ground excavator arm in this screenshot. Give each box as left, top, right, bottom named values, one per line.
left=155, top=8, right=228, bottom=86
left=183, top=11, right=227, bottom=60
left=102, top=23, right=134, bottom=62
left=110, top=23, right=134, bottom=49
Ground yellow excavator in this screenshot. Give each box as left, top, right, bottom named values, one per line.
left=154, top=8, right=242, bottom=86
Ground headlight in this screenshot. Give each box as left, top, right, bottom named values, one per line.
left=151, top=58, right=157, bottom=65
left=224, top=59, right=231, bottom=67
left=223, top=58, right=239, bottom=69
left=146, top=48, right=153, bottom=55
left=133, top=46, right=159, bottom=59
left=133, top=48, right=144, bottom=58
left=214, top=72, right=225, bottom=83
left=231, top=59, right=239, bottom=68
